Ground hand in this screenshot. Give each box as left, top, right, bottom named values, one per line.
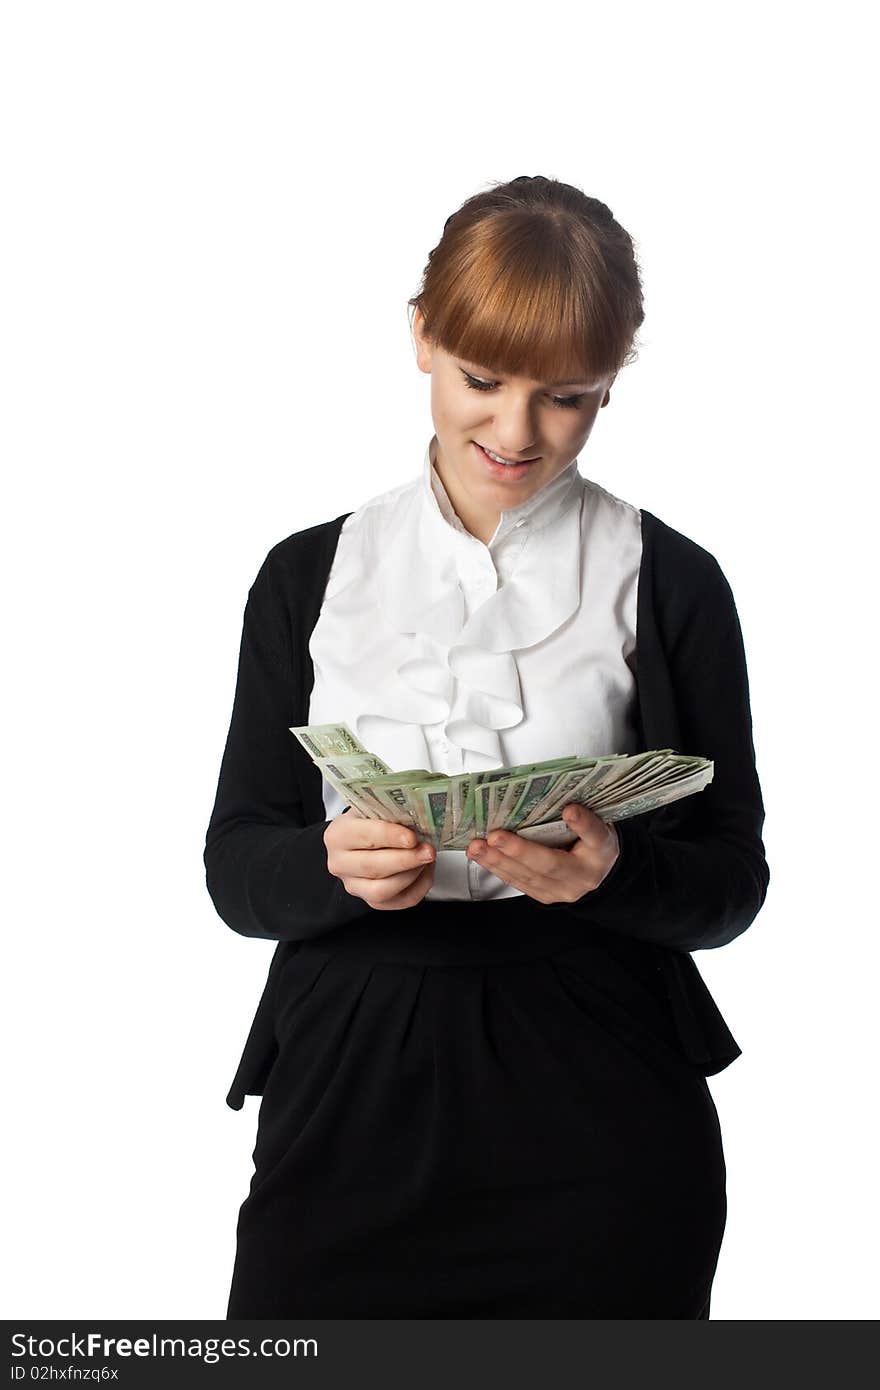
left=466, top=803, right=620, bottom=905
left=324, top=808, right=436, bottom=911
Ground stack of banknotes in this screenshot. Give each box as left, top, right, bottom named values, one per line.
left=290, top=723, right=714, bottom=851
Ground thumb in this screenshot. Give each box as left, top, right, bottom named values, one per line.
left=563, top=806, right=619, bottom=868
left=562, top=803, right=608, bottom=838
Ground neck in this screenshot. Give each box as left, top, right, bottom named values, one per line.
left=433, top=451, right=500, bottom=545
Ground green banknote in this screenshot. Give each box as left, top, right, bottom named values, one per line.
left=289, top=722, right=714, bottom=851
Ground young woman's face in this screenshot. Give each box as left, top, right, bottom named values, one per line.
left=412, top=306, right=615, bottom=543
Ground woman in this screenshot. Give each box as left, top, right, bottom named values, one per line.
left=204, top=174, right=769, bottom=1318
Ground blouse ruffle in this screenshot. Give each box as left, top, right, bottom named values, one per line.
left=308, top=438, right=586, bottom=773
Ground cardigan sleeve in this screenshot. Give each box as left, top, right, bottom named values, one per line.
left=539, top=559, right=769, bottom=952
left=203, top=549, right=373, bottom=941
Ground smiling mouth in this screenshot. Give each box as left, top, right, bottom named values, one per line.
left=476, top=442, right=541, bottom=465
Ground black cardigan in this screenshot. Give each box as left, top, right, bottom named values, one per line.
left=204, top=508, right=770, bottom=1109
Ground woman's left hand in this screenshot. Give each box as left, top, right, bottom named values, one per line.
left=466, top=803, right=620, bottom=905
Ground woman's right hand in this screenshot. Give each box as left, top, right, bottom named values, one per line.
left=323, top=808, right=437, bottom=910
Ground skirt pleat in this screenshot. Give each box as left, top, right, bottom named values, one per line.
left=226, top=898, right=727, bottom=1318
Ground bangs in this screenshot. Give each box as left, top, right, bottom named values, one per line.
left=421, top=225, right=628, bottom=385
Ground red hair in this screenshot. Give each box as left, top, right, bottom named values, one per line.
left=408, top=174, right=645, bottom=384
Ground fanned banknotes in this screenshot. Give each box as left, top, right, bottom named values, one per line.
left=290, top=723, right=714, bottom=851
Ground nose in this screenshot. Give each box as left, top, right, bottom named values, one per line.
left=488, top=397, right=540, bottom=457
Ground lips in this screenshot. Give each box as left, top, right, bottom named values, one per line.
left=476, top=442, right=540, bottom=464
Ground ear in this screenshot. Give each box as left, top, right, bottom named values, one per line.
left=601, top=371, right=618, bottom=408
left=412, top=306, right=433, bottom=374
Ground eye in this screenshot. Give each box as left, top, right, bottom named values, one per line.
left=460, top=369, right=585, bottom=411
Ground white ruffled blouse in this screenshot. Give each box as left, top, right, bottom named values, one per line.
left=307, top=434, right=643, bottom=901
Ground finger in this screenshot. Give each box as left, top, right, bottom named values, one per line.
left=349, top=843, right=435, bottom=879
left=347, top=859, right=428, bottom=900
left=366, top=861, right=435, bottom=911
left=563, top=807, right=620, bottom=879
left=342, top=815, right=423, bottom=850
left=468, top=835, right=554, bottom=894
left=469, top=822, right=558, bottom=878
left=474, top=829, right=561, bottom=871
left=563, top=803, right=612, bottom=844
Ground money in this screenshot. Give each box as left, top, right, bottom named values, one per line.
left=289, top=723, right=714, bottom=851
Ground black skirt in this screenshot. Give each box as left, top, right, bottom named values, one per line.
left=226, top=895, right=727, bottom=1319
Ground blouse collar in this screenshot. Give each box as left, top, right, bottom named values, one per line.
left=351, top=435, right=586, bottom=768
left=424, top=433, right=582, bottom=548
left=374, top=434, right=584, bottom=650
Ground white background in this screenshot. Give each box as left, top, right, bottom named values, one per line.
left=3, top=0, right=876, bottom=1320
